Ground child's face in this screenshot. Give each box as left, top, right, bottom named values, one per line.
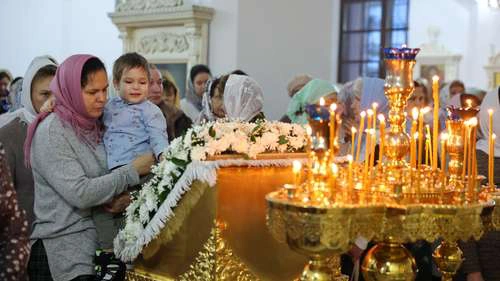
left=115, top=67, right=149, bottom=104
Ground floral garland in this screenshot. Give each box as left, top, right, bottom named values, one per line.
left=114, top=120, right=306, bottom=261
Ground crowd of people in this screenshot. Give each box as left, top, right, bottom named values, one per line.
left=0, top=52, right=498, bottom=281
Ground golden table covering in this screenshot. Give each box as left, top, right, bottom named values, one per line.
left=128, top=154, right=308, bottom=281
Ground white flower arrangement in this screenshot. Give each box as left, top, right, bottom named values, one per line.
left=114, top=119, right=306, bottom=261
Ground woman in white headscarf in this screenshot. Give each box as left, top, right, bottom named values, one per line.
left=0, top=55, right=57, bottom=228
left=197, top=74, right=265, bottom=123
left=458, top=87, right=500, bottom=281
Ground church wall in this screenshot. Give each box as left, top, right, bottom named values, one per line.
left=0, top=0, right=121, bottom=78
left=236, top=0, right=338, bottom=120
left=408, top=0, right=500, bottom=90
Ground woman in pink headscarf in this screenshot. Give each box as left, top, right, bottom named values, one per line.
left=24, top=55, right=154, bottom=281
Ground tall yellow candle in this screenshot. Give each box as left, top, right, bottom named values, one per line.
left=355, top=111, right=366, bottom=162
left=470, top=118, right=478, bottom=197
left=418, top=109, right=425, bottom=169
left=440, top=133, right=448, bottom=200
left=292, top=160, right=302, bottom=188
left=426, top=125, right=433, bottom=167
left=347, top=154, right=354, bottom=196
left=329, top=103, right=337, bottom=151
left=351, top=127, right=357, bottom=157
left=488, top=109, right=494, bottom=187
left=440, top=133, right=448, bottom=175
left=462, top=122, right=469, bottom=186
left=491, top=134, right=497, bottom=188
left=366, top=109, right=374, bottom=166
left=410, top=108, right=419, bottom=168
left=378, top=114, right=386, bottom=164
left=372, top=103, right=378, bottom=130
left=432, top=75, right=440, bottom=171
left=370, top=129, right=376, bottom=174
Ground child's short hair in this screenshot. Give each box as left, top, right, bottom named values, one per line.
left=112, top=52, right=150, bottom=83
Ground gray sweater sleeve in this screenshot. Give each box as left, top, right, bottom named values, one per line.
left=32, top=123, right=140, bottom=210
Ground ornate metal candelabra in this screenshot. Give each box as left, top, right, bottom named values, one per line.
left=266, top=47, right=497, bottom=281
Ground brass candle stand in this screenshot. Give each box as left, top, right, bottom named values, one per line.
left=265, top=47, right=498, bottom=281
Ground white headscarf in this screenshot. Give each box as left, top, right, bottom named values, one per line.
left=477, top=88, right=500, bottom=157
left=0, top=55, right=57, bottom=128
left=223, top=74, right=264, bottom=122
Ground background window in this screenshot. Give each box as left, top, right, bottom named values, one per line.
left=338, top=0, right=409, bottom=82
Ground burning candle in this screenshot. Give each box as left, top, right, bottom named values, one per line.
left=488, top=109, right=494, bottom=187
left=369, top=129, right=376, bottom=176
left=366, top=109, right=374, bottom=165
left=293, top=160, right=302, bottom=188
left=329, top=103, right=337, bottom=150
left=347, top=154, right=353, bottom=191
left=491, top=134, right=497, bottom=188
left=410, top=108, right=419, bottom=168
left=440, top=133, right=448, bottom=201
left=426, top=125, right=433, bottom=167
left=469, top=118, right=478, bottom=198
left=331, top=163, right=338, bottom=195
left=355, top=111, right=366, bottom=162
left=418, top=108, right=425, bottom=169
left=432, top=75, right=440, bottom=171
left=351, top=127, right=357, bottom=157
left=465, top=99, right=472, bottom=109
left=372, top=103, right=378, bottom=129
left=378, top=114, right=386, bottom=164
left=319, top=97, right=325, bottom=106
left=462, top=121, right=469, bottom=186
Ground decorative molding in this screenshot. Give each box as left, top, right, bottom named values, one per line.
left=415, top=26, right=462, bottom=82
left=484, top=45, right=500, bottom=90
left=115, top=0, right=184, bottom=13
left=137, top=32, right=190, bottom=54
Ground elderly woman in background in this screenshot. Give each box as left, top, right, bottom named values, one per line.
left=0, top=56, right=57, bottom=230
left=198, top=74, right=265, bottom=123
left=284, top=79, right=339, bottom=124
left=25, top=54, right=154, bottom=281
left=180, top=64, right=211, bottom=121
left=147, top=64, right=192, bottom=141
left=8, top=77, right=23, bottom=112
left=0, top=143, right=30, bottom=281
left=458, top=88, right=500, bottom=281
left=279, top=74, right=312, bottom=122
left=0, top=69, right=13, bottom=113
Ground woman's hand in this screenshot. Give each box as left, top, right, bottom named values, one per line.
left=40, top=96, right=55, bottom=113
left=103, top=192, right=131, bottom=213
left=467, top=272, right=484, bottom=281
left=132, top=153, right=155, bottom=176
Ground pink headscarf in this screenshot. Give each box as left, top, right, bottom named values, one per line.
left=24, top=54, right=105, bottom=166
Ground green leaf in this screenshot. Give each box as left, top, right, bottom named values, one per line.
left=209, top=126, right=216, bottom=138
left=278, top=135, right=288, bottom=145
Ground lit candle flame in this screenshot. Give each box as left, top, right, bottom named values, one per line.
left=377, top=114, right=385, bottom=122
left=331, top=163, right=339, bottom=174
left=360, top=111, right=366, bottom=118
left=330, top=103, right=337, bottom=112
left=488, top=109, right=494, bottom=116
left=292, top=160, right=302, bottom=174
left=367, top=109, right=374, bottom=116
left=466, top=99, right=472, bottom=109
left=347, top=154, right=353, bottom=163
left=402, top=44, right=407, bottom=48
left=372, top=102, right=378, bottom=110
left=306, top=125, right=312, bottom=136
left=422, top=106, right=431, bottom=114
left=432, top=75, right=439, bottom=82
left=493, top=133, right=497, bottom=140
left=414, top=132, right=419, bottom=140
left=319, top=97, right=325, bottom=106
left=470, top=117, right=478, bottom=127
left=412, top=107, right=419, bottom=120
left=441, top=132, right=449, bottom=141
left=351, top=127, right=357, bottom=134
